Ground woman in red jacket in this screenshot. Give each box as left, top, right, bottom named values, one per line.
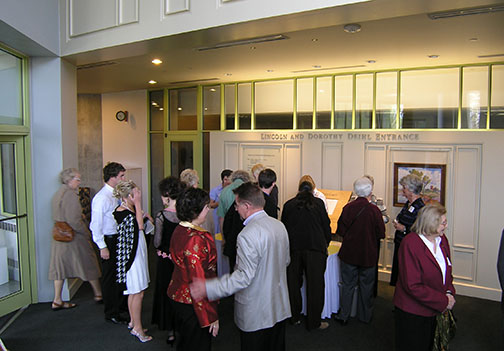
left=393, top=203, right=455, bottom=351
left=168, top=188, right=219, bottom=351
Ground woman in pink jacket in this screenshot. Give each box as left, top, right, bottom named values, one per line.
left=393, top=203, right=455, bottom=351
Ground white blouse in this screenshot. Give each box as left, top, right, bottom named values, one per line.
left=419, top=234, right=447, bottom=284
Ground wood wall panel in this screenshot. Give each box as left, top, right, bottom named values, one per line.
left=452, top=249, right=475, bottom=281
left=321, top=143, right=342, bottom=190
left=451, top=146, right=481, bottom=249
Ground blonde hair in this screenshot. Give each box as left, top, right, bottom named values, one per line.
left=180, top=168, right=199, bottom=188
left=411, top=203, right=446, bottom=236
left=113, top=180, right=137, bottom=199
left=60, top=168, right=79, bottom=184
left=251, top=164, right=264, bottom=180
left=299, top=175, right=316, bottom=189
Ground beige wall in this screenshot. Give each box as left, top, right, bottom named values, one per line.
left=101, top=90, right=149, bottom=210
left=209, top=130, right=504, bottom=301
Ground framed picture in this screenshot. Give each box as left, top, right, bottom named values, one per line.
left=393, top=163, right=446, bottom=207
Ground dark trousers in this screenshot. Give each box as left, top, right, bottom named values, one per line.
left=240, top=320, right=286, bottom=351
left=287, top=250, right=327, bottom=330
left=395, top=307, right=436, bottom=351
left=339, top=261, right=375, bottom=323
left=102, top=235, right=127, bottom=319
left=171, top=299, right=211, bottom=351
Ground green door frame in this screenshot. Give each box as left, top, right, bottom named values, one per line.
left=165, top=132, right=203, bottom=179
left=0, top=135, right=36, bottom=316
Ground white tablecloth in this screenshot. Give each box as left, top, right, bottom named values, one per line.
left=301, top=251, right=341, bottom=319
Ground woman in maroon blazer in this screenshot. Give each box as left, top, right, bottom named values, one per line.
left=393, top=203, right=455, bottom=351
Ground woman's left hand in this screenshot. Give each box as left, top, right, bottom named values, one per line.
left=130, top=188, right=142, bottom=206
left=209, top=320, right=219, bottom=337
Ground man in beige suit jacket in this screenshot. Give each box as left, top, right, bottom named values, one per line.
left=191, top=182, right=291, bottom=351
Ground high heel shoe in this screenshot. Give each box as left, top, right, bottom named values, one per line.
left=130, top=329, right=152, bottom=343
left=166, top=331, right=176, bottom=346
left=127, top=323, right=148, bottom=333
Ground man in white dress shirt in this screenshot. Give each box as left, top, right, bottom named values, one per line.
left=191, top=182, right=291, bottom=351
left=90, top=162, right=127, bottom=324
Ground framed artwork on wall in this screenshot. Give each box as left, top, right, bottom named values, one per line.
left=393, top=163, right=446, bottom=207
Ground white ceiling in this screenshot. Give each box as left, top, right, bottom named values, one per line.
left=67, top=0, right=504, bottom=94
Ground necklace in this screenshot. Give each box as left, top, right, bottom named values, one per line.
left=120, top=201, right=134, bottom=212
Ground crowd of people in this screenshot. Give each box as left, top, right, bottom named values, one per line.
left=48, top=162, right=458, bottom=350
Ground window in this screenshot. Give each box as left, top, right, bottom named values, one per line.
left=238, top=83, right=251, bottom=130
left=490, top=65, right=504, bottom=129
left=0, top=49, right=23, bottom=125
left=203, top=85, right=220, bottom=130
left=401, top=68, right=459, bottom=129
left=169, top=88, right=197, bottom=130
left=462, top=66, right=488, bottom=129
left=149, top=90, right=164, bottom=131
left=297, top=78, right=313, bottom=129
left=334, top=75, right=352, bottom=129
left=376, top=72, right=398, bottom=129
left=316, top=77, right=332, bottom=129
left=225, top=84, right=235, bottom=130
left=255, top=80, right=293, bottom=129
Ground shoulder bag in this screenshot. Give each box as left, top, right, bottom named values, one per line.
left=52, top=188, right=75, bottom=242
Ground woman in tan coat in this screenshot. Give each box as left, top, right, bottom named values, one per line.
left=49, top=168, right=102, bottom=310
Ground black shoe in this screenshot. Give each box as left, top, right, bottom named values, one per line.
left=333, top=314, right=348, bottom=326
left=105, top=316, right=128, bottom=325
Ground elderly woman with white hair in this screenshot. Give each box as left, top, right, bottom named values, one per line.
left=390, top=174, right=425, bottom=286
left=49, top=168, right=102, bottom=310
left=335, top=177, right=385, bottom=325
left=180, top=168, right=199, bottom=188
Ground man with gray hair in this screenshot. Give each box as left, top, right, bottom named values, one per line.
left=334, top=177, right=385, bottom=325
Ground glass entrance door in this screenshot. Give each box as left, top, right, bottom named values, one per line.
left=0, top=136, right=32, bottom=316
left=165, top=133, right=202, bottom=179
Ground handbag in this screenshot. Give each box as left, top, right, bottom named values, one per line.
left=52, top=221, right=75, bottom=242
left=433, top=309, right=457, bottom=351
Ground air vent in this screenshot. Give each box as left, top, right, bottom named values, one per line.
left=197, top=35, right=288, bottom=51
left=477, top=53, right=504, bottom=58
left=168, top=78, right=220, bottom=85
left=292, top=65, right=366, bottom=73
left=428, top=5, right=504, bottom=19
left=77, top=61, right=117, bottom=70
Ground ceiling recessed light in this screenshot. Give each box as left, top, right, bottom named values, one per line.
left=343, top=23, right=361, bottom=34
left=148, top=80, right=157, bottom=84
left=204, top=107, right=208, bottom=111
left=210, top=88, right=216, bottom=92
left=312, top=65, right=321, bottom=69
left=366, top=60, right=376, bottom=64
left=177, top=107, right=182, bottom=111
left=152, top=59, right=162, bottom=65
left=224, top=73, right=232, bottom=76
left=151, top=102, right=158, bottom=106
left=159, top=107, right=164, bottom=111
left=428, top=54, right=440, bottom=58
left=311, top=38, right=318, bottom=42
left=319, top=89, right=325, bottom=93
left=266, top=69, right=274, bottom=72
left=469, top=38, right=479, bottom=42
left=250, top=46, right=256, bottom=50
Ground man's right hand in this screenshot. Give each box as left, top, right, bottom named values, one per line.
left=100, top=248, right=110, bottom=260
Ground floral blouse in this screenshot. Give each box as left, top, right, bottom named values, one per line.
left=167, top=221, right=218, bottom=327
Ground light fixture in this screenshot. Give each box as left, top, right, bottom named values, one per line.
left=311, top=38, right=318, bottom=42
left=159, top=107, right=164, bottom=111
left=224, top=73, right=232, bottom=76
left=210, top=88, right=216, bottom=92
left=469, top=38, right=479, bottom=42
left=292, top=64, right=366, bottom=73
left=428, top=54, right=440, bottom=59
left=151, top=59, right=162, bottom=65
left=266, top=69, right=274, bottom=72
left=148, top=80, right=157, bottom=84
left=366, top=60, right=376, bottom=64
left=312, top=65, right=321, bottom=69
left=250, top=46, right=256, bottom=50
left=343, top=23, right=361, bottom=34
left=428, top=5, right=504, bottom=20
left=151, top=102, right=158, bottom=106
left=177, top=107, right=182, bottom=111
left=197, top=34, right=288, bottom=51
